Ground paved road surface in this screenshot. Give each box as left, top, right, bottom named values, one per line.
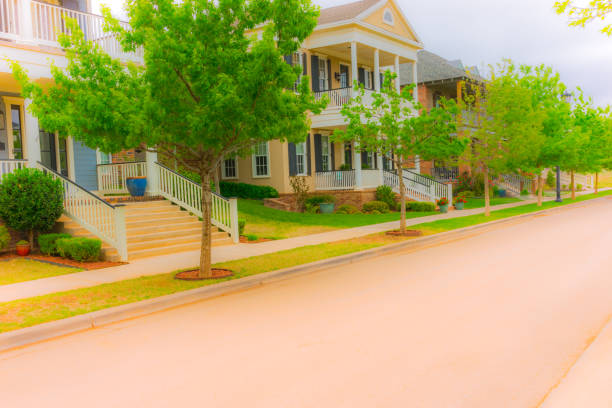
left=2, top=197, right=612, bottom=407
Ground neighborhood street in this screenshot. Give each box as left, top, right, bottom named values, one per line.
left=2, top=198, right=612, bottom=407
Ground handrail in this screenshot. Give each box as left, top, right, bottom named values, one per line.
left=38, top=162, right=116, bottom=209
left=31, top=0, right=130, bottom=22
left=96, top=160, right=146, bottom=167
left=154, top=162, right=227, bottom=201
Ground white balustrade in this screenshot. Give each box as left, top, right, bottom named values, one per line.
left=37, top=162, right=128, bottom=262
left=498, top=173, right=533, bottom=195
left=315, top=170, right=355, bottom=190
left=0, top=0, right=19, bottom=39
left=155, top=163, right=239, bottom=242
left=559, top=171, right=593, bottom=189
left=0, top=159, right=28, bottom=179
left=361, top=169, right=380, bottom=189
left=384, top=170, right=451, bottom=204
left=313, top=88, right=375, bottom=109
left=97, top=161, right=146, bottom=194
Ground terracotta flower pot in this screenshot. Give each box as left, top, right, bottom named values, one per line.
left=16, top=243, right=30, bottom=256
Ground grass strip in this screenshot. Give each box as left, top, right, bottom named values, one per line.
left=0, top=259, right=83, bottom=286
left=1, top=190, right=610, bottom=333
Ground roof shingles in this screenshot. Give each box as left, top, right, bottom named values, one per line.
left=317, top=0, right=380, bottom=25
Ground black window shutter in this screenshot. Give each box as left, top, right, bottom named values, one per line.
left=370, top=72, right=374, bottom=90
left=314, top=134, right=322, bottom=172
left=306, top=134, right=312, bottom=175
left=302, top=53, right=307, bottom=76
left=311, top=55, right=320, bottom=92
left=345, top=143, right=353, bottom=168
left=288, top=142, right=297, bottom=176
left=380, top=73, right=384, bottom=89
left=284, top=55, right=292, bottom=65
left=374, top=152, right=378, bottom=169
left=361, top=151, right=368, bottom=168
left=358, top=67, right=365, bottom=85
left=330, top=142, right=335, bottom=170
left=327, top=59, right=332, bottom=90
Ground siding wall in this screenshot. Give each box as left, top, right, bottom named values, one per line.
left=73, top=141, right=98, bottom=191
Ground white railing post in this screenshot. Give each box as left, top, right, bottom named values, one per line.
left=229, top=197, right=239, bottom=243
left=145, top=150, right=158, bottom=195
left=354, top=142, right=363, bottom=190
left=447, top=183, right=453, bottom=205
left=17, top=0, right=35, bottom=44
left=430, top=183, right=435, bottom=202
left=114, top=205, right=128, bottom=262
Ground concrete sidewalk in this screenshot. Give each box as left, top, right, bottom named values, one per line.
left=0, top=190, right=601, bottom=303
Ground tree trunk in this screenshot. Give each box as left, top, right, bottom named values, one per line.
left=199, top=170, right=213, bottom=278
left=537, top=173, right=543, bottom=207
left=484, top=166, right=490, bottom=217
left=28, top=230, right=34, bottom=247
left=571, top=170, right=576, bottom=199
left=213, top=166, right=221, bottom=195
left=398, top=164, right=406, bottom=234
left=595, top=173, right=599, bottom=194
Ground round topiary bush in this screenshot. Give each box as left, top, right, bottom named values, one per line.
left=0, top=168, right=64, bottom=244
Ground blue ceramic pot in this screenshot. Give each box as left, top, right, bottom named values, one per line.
left=319, top=203, right=335, bottom=214
left=498, top=189, right=506, bottom=198
left=455, top=201, right=465, bottom=210
left=126, top=177, right=147, bottom=197
left=439, top=204, right=449, bottom=214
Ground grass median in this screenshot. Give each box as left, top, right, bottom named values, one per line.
left=1, top=190, right=610, bottom=334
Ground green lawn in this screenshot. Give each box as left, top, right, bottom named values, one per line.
left=463, top=197, right=522, bottom=209
left=238, top=199, right=436, bottom=239
left=2, top=190, right=611, bottom=333
left=0, top=259, right=83, bottom=286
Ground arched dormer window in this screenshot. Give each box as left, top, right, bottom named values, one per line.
left=383, top=9, right=394, bottom=25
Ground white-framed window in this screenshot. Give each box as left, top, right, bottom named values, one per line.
left=364, top=69, right=373, bottom=89
left=319, top=58, right=329, bottom=91
left=292, top=52, right=303, bottom=87
left=339, top=64, right=349, bottom=88
left=252, top=142, right=270, bottom=177
left=321, top=135, right=331, bottom=171
left=222, top=158, right=238, bottom=179
left=97, top=150, right=112, bottom=164
left=295, top=142, right=307, bottom=175
left=383, top=9, right=394, bottom=25
left=365, top=151, right=375, bottom=169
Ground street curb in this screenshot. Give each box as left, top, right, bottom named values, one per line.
left=0, top=196, right=606, bottom=353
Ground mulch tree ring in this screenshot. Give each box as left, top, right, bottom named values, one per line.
left=175, top=268, right=234, bottom=281
left=239, top=236, right=274, bottom=244
left=385, top=230, right=423, bottom=237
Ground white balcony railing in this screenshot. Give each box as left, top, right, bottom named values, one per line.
left=314, top=88, right=375, bottom=109
left=0, top=159, right=28, bottom=180
left=97, top=161, right=146, bottom=194
left=1, top=0, right=143, bottom=62
left=315, top=170, right=355, bottom=190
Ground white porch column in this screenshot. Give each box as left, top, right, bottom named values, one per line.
left=17, top=0, right=35, bottom=44
left=23, top=99, right=40, bottom=167
left=354, top=141, right=362, bottom=190
left=394, top=55, right=401, bottom=93
left=377, top=151, right=383, bottom=185
left=415, top=156, right=421, bottom=174
left=374, top=49, right=380, bottom=91
left=351, top=41, right=358, bottom=89
left=145, top=150, right=159, bottom=195
left=412, top=59, right=419, bottom=102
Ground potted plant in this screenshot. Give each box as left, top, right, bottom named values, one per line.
left=16, top=240, right=30, bottom=256
left=318, top=195, right=336, bottom=214
left=454, top=196, right=467, bottom=210
left=498, top=188, right=506, bottom=198
left=437, top=197, right=449, bottom=213
left=126, top=176, right=148, bottom=197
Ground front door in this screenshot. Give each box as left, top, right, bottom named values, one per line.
left=40, top=131, right=69, bottom=176
left=340, top=64, right=349, bottom=88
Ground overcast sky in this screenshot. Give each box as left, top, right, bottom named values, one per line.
left=94, top=0, right=612, bottom=107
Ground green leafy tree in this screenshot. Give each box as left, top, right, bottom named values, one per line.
left=555, top=0, right=612, bottom=35
left=334, top=71, right=466, bottom=234
left=0, top=169, right=64, bottom=245
left=13, top=0, right=325, bottom=278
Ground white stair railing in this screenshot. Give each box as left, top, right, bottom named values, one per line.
left=0, top=159, right=29, bottom=180
left=384, top=170, right=452, bottom=204
left=97, top=161, right=147, bottom=194
left=155, top=162, right=239, bottom=243
left=497, top=174, right=533, bottom=195
left=37, top=162, right=128, bottom=262
left=0, top=0, right=19, bottom=40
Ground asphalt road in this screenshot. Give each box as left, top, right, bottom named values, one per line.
left=2, top=197, right=612, bottom=407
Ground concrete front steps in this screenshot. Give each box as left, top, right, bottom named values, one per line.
left=58, top=200, right=233, bottom=262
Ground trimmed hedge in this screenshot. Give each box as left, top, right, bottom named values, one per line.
left=238, top=219, right=246, bottom=235
left=0, top=225, right=9, bottom=251
left=56, top=237, right=102, bottom=262
left=362, top=201, right=390, bottom=214
left=407, top=202, right=436, bottom=212
left=219, top=182, right=279, bottom=199
left=38, top=233, right=72, bottom=256
left=335, top=204, right=361, bottom=214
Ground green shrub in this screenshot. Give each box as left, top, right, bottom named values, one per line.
left=38, top=233, right=71, bottom=256
left=339, top=163, right=351, bottom=171
left=304, top=195, right=336, bottom=207
left=369, top=209, right=381, bottom=215
left=577, top=183, right=583, bottom=191
left=56, top=237, right=102, bottom=262
left=0, top=168, right=64, bottom=244
left=335, top=204, right=361, bottom=214
left=520, top=189, right=529, bottom=196
left=492, top=184, right=500, bottom=197
left=407, top=202, right=436, bottom=212
left=546, top=170, right=555, bottom=187
left=219, top=181, right=279, bottom=199
left=376, top=185, right=397, bottom=210
left=245, top=234, right=258, bottom=241
left=304, top=203, right=319, bottom=214
left=0, top=225, right=10, bottom=251
left=362, top=201, right=389, bottom=214
left=238, top=219, right=246, bottom=236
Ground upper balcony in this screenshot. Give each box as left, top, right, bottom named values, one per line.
left=0, top=0, right=143, bottom=63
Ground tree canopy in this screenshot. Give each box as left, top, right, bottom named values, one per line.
left=555, top=0, right=612, bottom=35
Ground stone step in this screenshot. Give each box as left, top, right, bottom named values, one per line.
left=128, top=238, right=233, bottom=260
left=125, top=210, right=194, bottom=223
left=127, top=233, right=229, bottom=252
left=127, top=228, right=227, bottom=244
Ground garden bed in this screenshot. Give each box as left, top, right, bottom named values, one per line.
left=0, top=252, right=123, bottom=271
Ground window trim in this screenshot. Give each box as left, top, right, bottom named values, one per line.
left=222, top=157, right=239, bottom=180
left=320, top=135, right=331, bottom=172
left=318, top=57, right=329, bottom=92
left=252, top=142, right=271, bottom=178
left=295, top=141, right=307, bottom=176
left=383, top=8, right=394, bottom=26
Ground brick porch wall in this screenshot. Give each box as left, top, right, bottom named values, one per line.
left=264, top=189, right=378, bottom=212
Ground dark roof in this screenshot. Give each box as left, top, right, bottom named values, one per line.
left=318, top=0, right=380, bottom=25
left=400, top=50, right=483, bottom=86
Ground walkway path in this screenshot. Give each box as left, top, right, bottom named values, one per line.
left=0, top=189, right=603, bottom=302
left=2, top=194, right=612, bottom=406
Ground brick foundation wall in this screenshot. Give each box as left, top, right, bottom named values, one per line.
left=0, top=220, right=24, bottom=252
left=264, top=189, right=378, bottom=212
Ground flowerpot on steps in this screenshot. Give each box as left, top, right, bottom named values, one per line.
left=126, top=177, right=147, bottom=197
left=319, top=203, right=335, bottom=214
left=16, top=241, right=30, bottom=256
left=454, top=202, right=465, bottom=210
left=439, top=204, right=449, bottom=214
left=498, top=189, right=506, bottom=198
